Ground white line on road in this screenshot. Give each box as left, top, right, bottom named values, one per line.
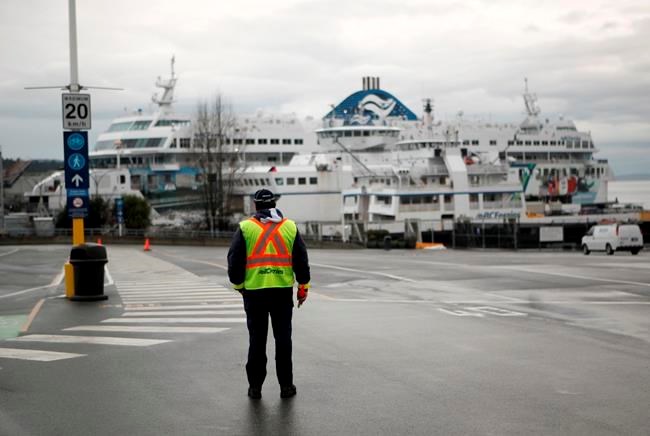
left=412, top=260, right=650, bottom=288
left=0, top=284, right=55, bottom=300
left=0, top=347, right=85, bottom=362
left=122, top=310, right=245, bottom=316
left=155, top=251, right=229, bottom=271
left=124, top=304, right=242, bottom=311
left=311, top=262, right=418, bottom=283
left=104, top=266, right=114, bottom=286
left=117, top=284, right=227, bottom=290
left=0, top=248, right=20, bottom=258
left=101, top=317, right=246, bottom=324
left=121, top=298, right=242, bottom=304
left=118, top=290, right=233, bottom=296
left=8, top=334, right=171, bottom=346
left=64, top=326, right=230, bottom=333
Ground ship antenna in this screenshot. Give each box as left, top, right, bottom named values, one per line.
left=523, top=77, right=541, bottom=117
left=152, top=55, right=178, bottom=114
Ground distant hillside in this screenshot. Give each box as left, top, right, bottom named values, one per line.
left=26, top=160, right=64, bottom=173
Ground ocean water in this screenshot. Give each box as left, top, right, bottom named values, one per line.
left=608, top=180, right=650, bottom=210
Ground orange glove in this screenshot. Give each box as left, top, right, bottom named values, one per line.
left=297, top=284, right=308, bottom=307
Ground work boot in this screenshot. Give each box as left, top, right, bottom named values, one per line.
left=248, top=387, right=262, bottom=399
left=280, top=385, right=297, bottom=399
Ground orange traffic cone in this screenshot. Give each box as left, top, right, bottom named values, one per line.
left=97, top=238, right=103, bottom=246
left=143, top=238, right=151, bottom=251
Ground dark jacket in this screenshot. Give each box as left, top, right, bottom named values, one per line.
left=227, top=208, right=310, bottom=288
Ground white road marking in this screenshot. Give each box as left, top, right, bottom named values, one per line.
left=124, top=304, right=243, bottom=311
left=412, top=260, right=650, bottom=288
left=49, top=268, right=65, bottom=287
left=311, top=262, right=418, bottom=283
left=8, top=334, right=171, bottom=346
left=0, top=284, right=56, bottom=300
left=104, top=266, right=114, bottom=286
left=468, top=306, right=527, bottom=317
left=0, top=347, right=85, bottom=362
left=121, top=298, right=242, bottom=304
left=155, top=251, right=228, bottom=271
left=122, top=310, right=245, bottom=316
left=101, top=317, right=246, bottom=324
left=118, top=284, right=227, bottom=290
left=118, top=290, right=233, bottom=296
left=64, top=326, right=230, bottom=334
left=0, top=248, right=20, bottom=258
left=438, top=308, right=484, bottom=317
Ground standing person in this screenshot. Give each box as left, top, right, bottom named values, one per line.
left=227, top=189, right=311, bottom=400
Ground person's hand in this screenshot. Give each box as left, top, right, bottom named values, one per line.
left=297, top=284, right=308, bottom=307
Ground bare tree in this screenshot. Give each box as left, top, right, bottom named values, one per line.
left=194, top=94, right=244, bottom=233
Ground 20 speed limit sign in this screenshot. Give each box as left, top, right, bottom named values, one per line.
left=62, top=93, right=91, bottom=130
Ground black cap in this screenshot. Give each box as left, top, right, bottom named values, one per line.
left=253, top=189, right=275, bottom=203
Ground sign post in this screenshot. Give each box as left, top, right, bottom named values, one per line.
left=115, top=197, right=124, bottom=237
left=64, top=130, right=90, bottom=245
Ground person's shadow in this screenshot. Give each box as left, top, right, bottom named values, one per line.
left=243, top=398, right=297, bottom=435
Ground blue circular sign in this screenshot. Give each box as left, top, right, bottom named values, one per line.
left=68, top=153, right=86, bottom=170
left=67, top=133, right=86, bottom=151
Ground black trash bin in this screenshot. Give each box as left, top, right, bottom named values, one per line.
left=69, top=243, right=109, bottom=301
left=383, top=235, right=392, bottom=250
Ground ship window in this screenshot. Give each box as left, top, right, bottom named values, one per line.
left=287, top=177, right=295, bottom=185
left=517, top=140, right=523, bottom=145
left=400, top=197, right=411, bottom=205
left=258, top=138, right=267, bottom=144
left=344, top=131, right=352, bottom=137
left=298, top=177, right=306, bottom=185
left=170, top=139, right=177, bottom=148
left=282, top=139, right=291, bottom=144
left=254, top=179, right=260, bottom=186
left=107, top=121, right=132, bottom=132
left=471, top=140, right=479, bottom=145
left=120, top=175, right=126, bottom=184
left=507, top=140, right=514, bottom=146
left=363, top=131, right=370, bottom=136
left=309, top=177, right=317, bottom=185
left=542, top=141, right=548, bottom=145
left=376, top=195, right=391, bottom=205
left=533, top=141, right=540, bottom=145
left=489, top=140, right=497, bottom=146
left=233, top=139, right=243, bottom=145
left=582, top=141, right=589, bottom=148
left=295, top=139, right=303, bottom=145
left=275, top=178, right=284, bottom=185
left=525, top=141, right=532, bottom=145
left=462, top=140, right=470, bottom=145
left=130, top=120, right=152, bottom=130
left=180, top=138, right=191, bottom=148
left=270, top=139, right=279, bottom=144
left=246, top=139, right=255, bottom=145
left=550, top=141, right=556, bottom=145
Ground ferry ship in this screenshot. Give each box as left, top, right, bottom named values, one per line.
left=233, top=77, right=612, bottom=238
left=89, top=58, right=319, bottom=207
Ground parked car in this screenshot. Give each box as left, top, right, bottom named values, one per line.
left=581, top=224, right=644, bottom=255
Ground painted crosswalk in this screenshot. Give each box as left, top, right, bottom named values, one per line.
left=0, top=247, right=245, bottom=363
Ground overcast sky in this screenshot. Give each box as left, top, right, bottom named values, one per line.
left=1, top=0, right=648, bottom=175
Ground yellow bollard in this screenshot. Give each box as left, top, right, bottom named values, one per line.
left=64, top=262, right=75, bottom=298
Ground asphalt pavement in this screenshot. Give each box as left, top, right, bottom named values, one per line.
left=0, top=244, right=649, bottom=435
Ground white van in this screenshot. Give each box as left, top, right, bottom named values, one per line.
left=581, top=224, right=644, bottom=255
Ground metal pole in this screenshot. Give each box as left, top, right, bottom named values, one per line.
left=68, top=0, right=84, bottom=245
left=68, top=0, right=80, bottom=92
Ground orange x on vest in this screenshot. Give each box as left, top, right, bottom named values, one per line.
left=246, top=218, right=292, bottom=269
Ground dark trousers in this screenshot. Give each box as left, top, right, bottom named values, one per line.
left=242, top=288, right=294, bottom=388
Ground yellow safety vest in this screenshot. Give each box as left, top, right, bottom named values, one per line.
left=239, top=217, right=297, bottom=290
